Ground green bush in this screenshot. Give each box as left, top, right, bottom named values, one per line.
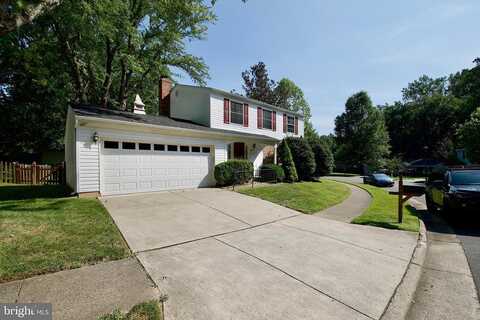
left=278, top=139, right=298, bottom=182
left=309, top=138, right=334, bottom=176
left=260, top=163, right=285, bottom=182
left=214, top=160, right=253, bottom=186
left=285, top=137, right=316, bottom=181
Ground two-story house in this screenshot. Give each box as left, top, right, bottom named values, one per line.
left=64, top=78, right=304, bottom=196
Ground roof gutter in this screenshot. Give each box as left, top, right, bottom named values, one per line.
left=75, top=115, right=279, bottom=142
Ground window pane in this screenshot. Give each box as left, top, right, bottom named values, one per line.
left=139, top=143, right=151, bottom=150
left=104, top=141, right=119, bottom=149
left=263, top=110, right=272, bottom=129
left=287, top=116, right=295, bottom=133
left=202, top=147, right=211, bottom=153
left=154, top=144, right=165, bottom=151
left=180, top=145, right=190, bottom=152
left=167, top=145, right=178, bottom=152
left=122, top=142, right=136, bottom=150
left=230, top=101, right=244, bottom=125
left=191, top=146, right=201, bottom=152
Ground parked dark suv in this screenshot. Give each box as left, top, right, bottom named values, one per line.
left=425, top=168, right=480, bottom=214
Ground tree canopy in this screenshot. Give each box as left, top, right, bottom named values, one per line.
left=335, top=91, right=390, bottom=168
left=457, top=108, right=480, bottom=164
left=381, top=59, right=480, bottom=163
left=241, top=61, right=315, bottom=135
left=0, top=0, right=234, bottom=159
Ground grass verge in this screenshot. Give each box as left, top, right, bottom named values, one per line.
left=99, top=300, right=162, bottom=320
left=0, top=185, right=130, bottom=283
left=238, top=180, right=351, bottom=214
left=351, top=183, right=420, bottom=232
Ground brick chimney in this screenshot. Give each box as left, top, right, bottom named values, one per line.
left=159, top=77, right=173, bottom=116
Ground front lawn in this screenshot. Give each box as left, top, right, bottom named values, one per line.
left=238, top=180, right=351, bottom=214
left=0, top=185, right=130, bottom=283
left=351, top=184, right=420, bottom=232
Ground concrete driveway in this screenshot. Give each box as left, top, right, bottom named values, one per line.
left=102, top=188, right=418, bottom=320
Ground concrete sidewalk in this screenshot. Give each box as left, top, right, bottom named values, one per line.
left=314, top=182, right=371, bottom=222
left=406, top=211, right=480, bottom=320
left=0, top=258, right=159, bottom=320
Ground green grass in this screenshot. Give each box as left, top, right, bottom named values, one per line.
left=351, top=183, right=420, bottom=232
left=0, top=185, right=130, bottom=283
left=238, top=180, right=351, bottom=214
left=98, top=300, right=162, bottom=320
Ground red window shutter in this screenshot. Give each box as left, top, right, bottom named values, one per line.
left=294, top=117, right=299, bottom=135
left=243, top=104, right=249, bottom=127
left=272, top=111, right=276, bottom=131
left=257, top=107, right=263, bottom=129
left=224, top=99, right=230, bottom=124
left=283, top=113, right=287, bottom=133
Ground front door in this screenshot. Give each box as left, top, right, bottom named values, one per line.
left=233, top=142, right=246, bottom=159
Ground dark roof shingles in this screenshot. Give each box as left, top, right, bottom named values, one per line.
left=73, top=105, right=277, bottom=141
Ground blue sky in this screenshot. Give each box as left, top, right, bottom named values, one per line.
left=180, top=0, right=480, bottom=134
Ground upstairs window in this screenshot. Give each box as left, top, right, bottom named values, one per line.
left=263, top=109, right=273, bottom=129
left=230, top=101, right=244, bottom=125
left=287, top=116, right=295, bottom=133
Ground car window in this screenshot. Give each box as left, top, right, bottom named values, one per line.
left=373, top=174, right=389, bottom=179
left=451, top=171, right=480, bottom=185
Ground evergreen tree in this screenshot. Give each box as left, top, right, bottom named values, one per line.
left=277, top=139, right=298, bottom=182
left=285, top=137, right=316, bottom=181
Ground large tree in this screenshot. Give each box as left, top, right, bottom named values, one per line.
left=241, top=61, right=277, bottom=105
left=241, top=62, right=315, bottom=136
left=457, top=107, right=480, bottom=164
left=335, top=91, right=390, bottom=169
left=0, top=0, right=234, bottom=158
left=0, top=0, right=62, bottom=36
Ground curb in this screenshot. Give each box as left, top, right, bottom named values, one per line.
left=381, top=219, right=428, bottom=320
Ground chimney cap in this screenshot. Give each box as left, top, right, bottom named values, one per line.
left=134, top=94, right=145, bottom=107
left=133, top=94, right=146, bottom=114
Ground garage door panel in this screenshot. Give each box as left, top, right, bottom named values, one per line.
left=101, top=143, right=212, bottom=195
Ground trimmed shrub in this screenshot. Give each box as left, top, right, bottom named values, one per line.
left=260, top=163, right=285, bottom=182
left=277, top=139, right=298, bottom=182
left=214, top=160, right=253, bottom=186
left=286, top=137, right=316, bottom=181
left=309, top=138, right=334, bottom=176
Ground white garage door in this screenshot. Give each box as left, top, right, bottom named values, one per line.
left=101, top=140, right=213, bottom=195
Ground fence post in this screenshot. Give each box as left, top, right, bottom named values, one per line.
left=32, top=161, right=37, bottom=185
left=13, top=162, right=17, bottom=184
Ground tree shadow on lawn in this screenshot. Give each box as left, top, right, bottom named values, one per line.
left=0, top=198, right=74, bottom=213
left=355, top=205, right=424, bottom=231
left=0, top=185, right=69, bottom=201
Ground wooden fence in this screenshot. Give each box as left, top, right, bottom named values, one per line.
left=0, top=161, right=65, bottom=185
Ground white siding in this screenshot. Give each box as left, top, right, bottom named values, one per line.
left=75, top=125, right=235, bottom=193
left=170, top=86, right=211, bottom=126
left=77, top=127, right=100, bottom=193
left=209, top=94, right=304, bottom=139
left=64, top=108, right=76, bottom=192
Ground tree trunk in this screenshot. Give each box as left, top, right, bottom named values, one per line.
left=101, top=38, right=116, bottom=108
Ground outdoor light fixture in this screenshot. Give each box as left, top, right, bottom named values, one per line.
left=92, top=132, right=99, bottom=143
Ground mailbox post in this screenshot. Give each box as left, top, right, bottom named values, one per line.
left=389, top=173, right=425, bottom=224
